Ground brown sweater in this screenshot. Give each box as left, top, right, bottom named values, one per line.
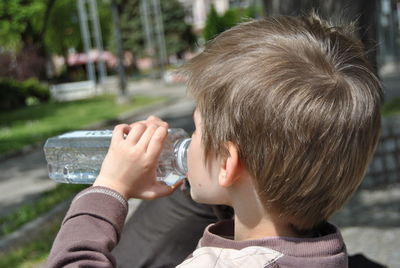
left=47, top=187, right=348, bottom=267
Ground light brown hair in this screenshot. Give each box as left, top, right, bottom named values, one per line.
left=183, top=14, right=382, bottom=230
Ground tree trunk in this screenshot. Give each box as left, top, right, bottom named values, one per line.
left=262, top=0, right=378, bottom=73
left=14, top=0, right=57, bottom=81
left=39, top=0, right=58, bottom=41
left=19, top=20, right=48, bottom=80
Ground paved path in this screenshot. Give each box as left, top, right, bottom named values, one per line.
left=0, top=149, right=55, bottom=216
left=332, top=185, right=400, bottom=267
left=382, top=74, right=400, bottom=101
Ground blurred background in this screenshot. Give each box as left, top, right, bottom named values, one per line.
left=0, top=0, right=399, bottom=267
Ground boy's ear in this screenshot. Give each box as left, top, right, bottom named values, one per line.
left=219, top=142, right=242, bottom=188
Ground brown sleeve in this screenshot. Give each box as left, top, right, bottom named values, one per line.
left=46, top=186, right=128, bottom=268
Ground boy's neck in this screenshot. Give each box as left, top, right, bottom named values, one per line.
left=230, top=178, right=309, bottom=240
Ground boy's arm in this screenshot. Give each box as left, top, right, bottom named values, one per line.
left=47, top=117, right=181, bottom=267
left=47, top=186, right=128, bottom=268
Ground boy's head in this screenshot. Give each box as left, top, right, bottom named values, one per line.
left=184, top=14, right=382, bottom=230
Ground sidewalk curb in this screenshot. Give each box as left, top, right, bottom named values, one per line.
left=0, top=197, right=73, bottom=253
left=0, top=198, right=145, bottom=256
left=0, top=97, right=179, bottom=164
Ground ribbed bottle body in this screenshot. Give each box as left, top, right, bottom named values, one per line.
left=44, top=129, right=190, bottom=186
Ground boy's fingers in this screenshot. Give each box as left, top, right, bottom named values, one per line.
left=126, top=123, right=146, bottom=145
left=146, top=126, right=168, bottom=159
left=136, top=124, right=158, bottom=151
left=146, top=115, right=162, bottom=122
left=130, top=117, right=168, bottom=128
left=146, top=116, right=169, bottom=128
left=131, top=120, right=146, bottom=126
left=111, top=124, right=131, bottom=145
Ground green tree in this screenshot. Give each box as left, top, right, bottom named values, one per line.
left=45, top=0, right=112, bottom=79
left=220, top=8, right=239, bottom=30
left=120, top=0, right=142, bottom=56
left=203, top=5, right=223, bottom=41
left=45, top=0, right=81, bottom=64
left=161, top=0, right=195, bottom=58
left=0, top=0, right=57, bottom=79
left=0, top=0, right=112, bottom=80
left=203, top=6, right=257, bottom=41
left=120, top=0, right=195, bottom=63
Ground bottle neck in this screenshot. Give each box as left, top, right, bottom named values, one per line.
left=174, top=138, right=191, bottom=176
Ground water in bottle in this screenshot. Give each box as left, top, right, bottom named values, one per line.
left=43, top=128, right=191, bottom=186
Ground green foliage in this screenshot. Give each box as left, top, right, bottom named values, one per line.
left=0, top=0, right=58, bottom=79
left=120, top=0, right=142, bottom=55
left=0, top=0, right=45, bottom=50
left=203, top=6, right=258, bottom=41
left=243, top=4, right=263, bottom=18
left=45, top=0, right=112, bottom=56
left=120, top=0, right=195, bottom=58
left=0, top=79, right=50, bottom=111
left=0, top=0, right=112, bottom=65
left=97, top=2, right=113, bottom=50
left=203, top=5, right=224, bottom=41
left=160, top=0, right=195, bottom=57
left=0, top=216, right=62, bottom=267
left=0, top=79, right=25, bottom=110
left=22, top=78, right=50, bottom=103
left=44, top=0, right=81, bottom=56
left=220, top=8, right=239, bottom=30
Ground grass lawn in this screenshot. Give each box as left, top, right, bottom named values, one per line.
left=0, top=184, right=87, bottom=238
left=0, top=95, right=164, bottom=155
left=0, top=214, right=63, bottom=268
left=0, top=184, right=87, bottom=267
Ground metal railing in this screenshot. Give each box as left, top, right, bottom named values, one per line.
left=50, top=80, right=97, bottom=101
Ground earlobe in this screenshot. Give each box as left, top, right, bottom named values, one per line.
left=218, top=142, right=241, bottom=188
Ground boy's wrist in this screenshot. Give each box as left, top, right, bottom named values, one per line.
left=93, top=176, right=130, bottom=200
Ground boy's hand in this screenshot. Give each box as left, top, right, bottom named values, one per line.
left=94, top=116, right=179, bottom=200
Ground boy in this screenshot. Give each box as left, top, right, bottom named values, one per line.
left=47, top=13, right=382, bottom=267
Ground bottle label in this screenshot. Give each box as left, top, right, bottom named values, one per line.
left=59, top=130, right=113, bottom=138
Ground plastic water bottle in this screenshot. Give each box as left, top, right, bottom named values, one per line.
left=43, top=128, right=191, bottom=186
